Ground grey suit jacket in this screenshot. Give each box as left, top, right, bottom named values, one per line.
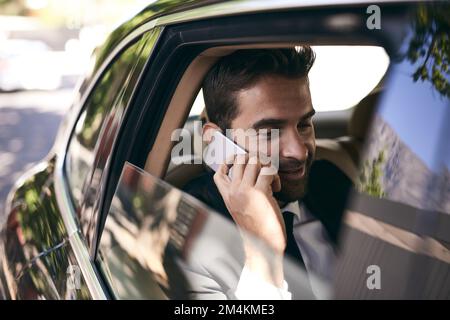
left=180, top=160, right=351, bottom=299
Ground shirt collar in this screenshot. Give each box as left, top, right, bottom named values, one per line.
left=281, top=202, right=301, bottom=218
left=281, top=201, right=314, bottom=224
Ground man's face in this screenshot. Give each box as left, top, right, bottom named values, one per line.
left=230, top=75, right=316, bottom=203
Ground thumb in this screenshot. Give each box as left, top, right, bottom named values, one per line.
left=271, top=173, right=281, bottom=192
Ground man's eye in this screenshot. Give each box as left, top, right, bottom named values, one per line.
left=298, top=122, right=312, bottom=131
left=257, top=128, right=275, bottom=137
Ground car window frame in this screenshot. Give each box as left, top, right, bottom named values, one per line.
left=89, top=3, right=414, bottom=298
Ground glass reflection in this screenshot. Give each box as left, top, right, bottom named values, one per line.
left=97, top=162, right=312, bottom=299
left=357, top=2, right=449, bottom=212
left=1, top=156, right=92, bottom=299
left=65, top=37, right=144, bottom=213
left=336, top=3, right=450, bottom=299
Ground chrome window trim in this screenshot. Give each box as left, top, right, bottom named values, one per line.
left=54, top=22, right=162, bottom=300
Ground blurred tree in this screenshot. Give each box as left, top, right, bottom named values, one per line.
left=0, top=0, right=27, bottom=15
left=406, top=2, right=450, bottom=99
left=358, top=150, right=387, bottom=198
left=0, top=0, right=18, bottom=6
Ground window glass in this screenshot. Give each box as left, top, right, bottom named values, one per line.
left=97, top=4, right=449, bottom=300
left=65, top=38, right=144, bottom=212
left=336, top=3, right=450, bottom=299
left=309, top=45, right=389, bottom=112
left=188, top=45, right=389, bottom=117
left=97, top=42, right=394, bottom=300
left=97, top=162, right=314, bottom=299
left=356, top=39, right=449, bottom=213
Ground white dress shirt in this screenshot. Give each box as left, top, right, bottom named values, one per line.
left=234, top=201, right=335, bottom=300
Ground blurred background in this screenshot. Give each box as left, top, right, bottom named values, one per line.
left=0, top=0, right=151, bottom=221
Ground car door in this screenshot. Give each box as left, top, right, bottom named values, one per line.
left=85, top=2, right=422, bottom=299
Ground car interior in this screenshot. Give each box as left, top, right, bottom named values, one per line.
left=94, top=41, right=391, bottom=300
left=139, top=44, right=387, bottom=193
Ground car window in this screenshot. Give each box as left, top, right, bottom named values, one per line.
left=173, top=45, right=389, bottom=175
left=96, top=162, right=314, bottom=299
left=335, top=6, right=450, bottom=298
left=94, top=3, right=448, bottom=300
left=357, top=61, right=449, bottom=212
left=187, top=45, right=389, bottom=117
left=64, top=37, right=146, bottom=216
left=97, top=44, right=391, bottom=300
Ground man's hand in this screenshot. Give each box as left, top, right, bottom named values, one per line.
left=213, top=154, right=286, bottom=287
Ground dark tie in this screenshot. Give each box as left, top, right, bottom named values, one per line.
left=283, top=211, right=304, bottom=266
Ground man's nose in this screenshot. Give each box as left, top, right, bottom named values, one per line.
left=280, top=130, right=309, bottom=161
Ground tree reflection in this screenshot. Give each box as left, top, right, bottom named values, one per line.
left=406, top=3, right=449, bottom=99
left=357, top=149, right=387, bottom=198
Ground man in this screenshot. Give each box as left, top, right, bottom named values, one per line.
left=183, top=48, right=351, bottom=299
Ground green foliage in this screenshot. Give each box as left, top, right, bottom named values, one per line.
left=358, top=150, right=387, bottom=198
left=407, top=3, right=450, bottom=99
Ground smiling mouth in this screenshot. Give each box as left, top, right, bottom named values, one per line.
left=278, top=166, right=306, bottom=178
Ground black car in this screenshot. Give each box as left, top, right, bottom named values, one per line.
left=1, top=0, right=449, bottom=300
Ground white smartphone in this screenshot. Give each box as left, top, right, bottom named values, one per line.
left=203, top=131, right=247, bottom=173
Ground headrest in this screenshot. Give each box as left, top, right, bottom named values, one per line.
left=348, top=89, right=382, bottom=140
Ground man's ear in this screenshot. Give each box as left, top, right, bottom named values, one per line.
left=202, top=122, right=222, bottom=144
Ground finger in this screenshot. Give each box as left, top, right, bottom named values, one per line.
left=242, top=156, right=261, bottom=186
left=218, top=161, right=230, bottom=177
left=216, top=162, right=231, bottom=183
left=213, top=163, right=231, bottom=192
left=255, top=166, right=276, bottom=190
left=231, top=153, right=248, bottom=184
left=225, top=154, right=236, bottom=167
left=258, top=152, right=272, bottom=167
left=271, top=173, right=281, bottom=192
left=263, top=165, right=281, bottom=192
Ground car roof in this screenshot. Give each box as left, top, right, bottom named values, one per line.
left=92, top=0, right=416, bottom=76
left=112, top=0, right=417, bottom=34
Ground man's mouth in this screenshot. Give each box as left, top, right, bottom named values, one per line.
left=278, top=165, right=306, bottom=179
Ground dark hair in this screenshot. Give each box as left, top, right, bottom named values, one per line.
left=202, top=47, right=316, bottom=130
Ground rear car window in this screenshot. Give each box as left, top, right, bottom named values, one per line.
left=64, top=39, right=143, bottom=213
